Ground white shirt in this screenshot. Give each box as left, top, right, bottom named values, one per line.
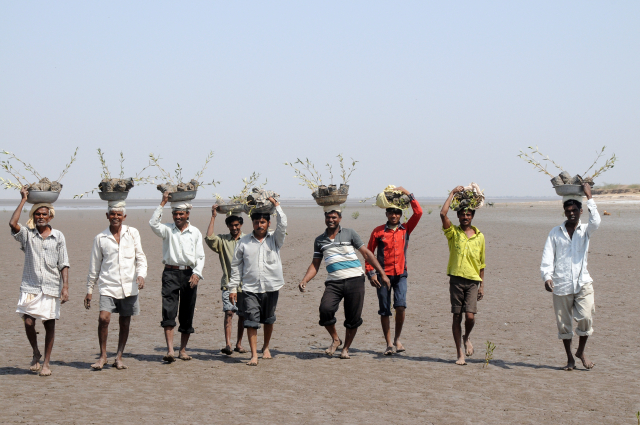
left=540, top=199, right=601, bottom=296
left=228, top=205, right=287, bottom=294
left=86, top=225, right=147, bottom=298
left=149, top=206, right=205, bottom=279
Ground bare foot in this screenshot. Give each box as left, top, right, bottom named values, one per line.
left=262, top=347, right=272, bottom=359
left=463, top=335, right=474, bottom=357
left=91, top=357, right=108, bottom=370
left=394, top=342, right=405, bottom=353
left=113, top=359, right=128, bottom=370
left=234, top=346, right=247, bottom=354
left=325, top=338, right=342, bottom=356
left=339, top=349, right=350, bottom=359
left=383, top=346, right=394, bottom=356
left=39, top=365, right=52, bottom=376
left=575, top=351, right=595, bottom=369
left=220, top=346, right=233, bottom=356
left=162, top=352, right=176, bottom=363
left=178, top=350, right=192, bottom=361
left=455, top=351, right=467, bottom=365
left=29, top=353, right=42, bottom=372
left=247, top=357, right=258, bottom=366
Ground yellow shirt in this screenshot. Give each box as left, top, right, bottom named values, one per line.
left=443, top=225, right=485, bottom=281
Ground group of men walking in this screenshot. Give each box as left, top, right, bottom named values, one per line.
left=9, top=182, right=599, bottom=374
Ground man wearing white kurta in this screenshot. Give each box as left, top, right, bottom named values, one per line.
left=85, top=202, right=147, bottom=370
left=540, top=182, right=600, bottom=371
left=150, top=191, right=205, bottom=362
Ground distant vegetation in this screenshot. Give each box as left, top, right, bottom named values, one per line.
left=594, top=183, right=640, bottom=190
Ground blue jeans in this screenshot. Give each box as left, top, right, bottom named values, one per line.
left=376, top=273, right=408, bottom=316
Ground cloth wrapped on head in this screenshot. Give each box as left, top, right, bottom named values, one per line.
left=322, top=204, right=342, bottom=213
left=562, top=195, right=583, bottom=209
left=107, top=200, right=126, bottom=209
left=26, top=203, right=55, bottom=229
left=171, top=201, right=192, bottom=211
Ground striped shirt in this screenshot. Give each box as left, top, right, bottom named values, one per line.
left=12, top=224, right=70, bottom=297
left=313, top=227, right=365, bottom=281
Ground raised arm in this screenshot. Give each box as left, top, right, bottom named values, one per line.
left=298, top=258, right=322, bottom=292
left=583, top=183, right=600, bottom=236
left=149, top=191, right=170, bottom=238
left=440, top=186, right=464, bottom=230
left=9, top=187, right=28, bottom=234
left=396, top=187, right=423, bottom=233
left=270, top=198, right=287, bottom=249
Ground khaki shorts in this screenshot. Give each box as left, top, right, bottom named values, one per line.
left=449, top=275, right=480, bottom=314
left=552, top=282, right=595, bottom=339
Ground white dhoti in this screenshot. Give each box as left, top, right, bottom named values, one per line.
left=16, top=292, right=61, bottom=321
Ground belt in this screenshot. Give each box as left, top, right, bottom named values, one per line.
left=165, top=265, right=192, bottom=270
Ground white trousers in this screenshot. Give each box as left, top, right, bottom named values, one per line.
left=552, top=282, right=594, bottom=340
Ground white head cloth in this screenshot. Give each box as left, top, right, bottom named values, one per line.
left=322, top=204, right=342, bottom=213
left=107, top=200, right=126, bottom=209
left=171, top=201, right=192, bottom=210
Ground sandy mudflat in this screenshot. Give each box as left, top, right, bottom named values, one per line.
left=1, top=201, right=639, bottom=424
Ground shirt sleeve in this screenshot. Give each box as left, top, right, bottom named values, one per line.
left=540, top=230, right=556, bottom=282
left=11, top=224, right=27, bottom=250
left=351, top=230, right=364, bottom=250
left=132, top=228, right=148, bottom=279
left=205, top=234, right=222, bottom=253
left=364, top=229, right=376, bottom=276
left=228, top=240, right=244, bottom=293
left=149, top=206, right=168, bottom=238
left=274, top=205, right=287, bottom=249
left=443, top=225, right=455, bottom=240
left=57, top=232, right=70, bottom=270
left=479, top=234, right=486, bottom=270
left=405, top=196, right=423, bottom=235
left=86, top=235, right=102, bottom=295
left=313, top=238, right=323, bottom=259
left=192, top=229, right=205, bottom=280
left=585, top=199, right=601, bottom=237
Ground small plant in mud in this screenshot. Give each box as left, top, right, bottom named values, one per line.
left=351, top=211, right=360, bottom=219
left=484, top=341, right=496, bottom=368
left=427, top=208, right=433, bottom=215
left=0, top=148, right=78, bottom=191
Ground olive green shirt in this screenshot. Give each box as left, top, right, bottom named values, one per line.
left=205, top=233, right=244, bottom=291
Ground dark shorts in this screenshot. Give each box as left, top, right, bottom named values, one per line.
left=222, top=290, right=245, bottom=317
left=243, top=291, right=279, bottom=329
left=449, top=275, right=480, bottom=314
left=319, top=275, right=366, bottom=329
left=161, top=269, right=198, bottom=333
left=99, top=294, right=140, bottom=316
left=376, top=273, right=408, bottom=316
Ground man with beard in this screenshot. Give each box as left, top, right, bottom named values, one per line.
left=440, top=186, right=486, bottom=365
left=228, top=197, right=285, bottom=366
left=541, top=183, right=599, bottom=370
left=150, top=191, right=205, bottom=362
left=205, top=206, right=246, bottom=356
left=85, top=201, right=147, bottom=370
left=299, top=206, right=390, bottom=359
left=10, top=187, right=70, bottom=376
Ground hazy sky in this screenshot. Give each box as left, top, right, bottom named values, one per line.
left=1, top=1, right=639, bottom=200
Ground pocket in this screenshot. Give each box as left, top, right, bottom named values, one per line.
left=122, top=246, right=135, bottom=258
left=266, top=250, right=278, bottom=264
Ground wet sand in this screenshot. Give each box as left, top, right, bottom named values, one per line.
left=1, top=200, right=639, bottom=424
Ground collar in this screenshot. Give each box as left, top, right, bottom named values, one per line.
left=458, top=225, right=481, bottom=238
left=171, top=222, right=192, bottom=234
left=101, top=225, right=129, bottom=241
left=251, top=231, right=270, bottom=241
left=385, top=223, right=405, bottom=231
left=228, top=232, right=245, bottom=241
left=32, top=226, right=56, bottom=239
left=561, top=220, right=582, bottom=236
left=325, top=225, right=342, bottom=237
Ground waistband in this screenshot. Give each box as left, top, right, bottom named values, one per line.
left=165, top=265, right=192, bottom=271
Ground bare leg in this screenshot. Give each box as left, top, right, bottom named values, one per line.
left=452, top=313, right=466, bottom=365
left=23, top=316, right=41, bottom=372
left=247, top=327, right=258, bottom=365
left=163, top=326, right=176, bottom=362
left=463, top=312, right=475, bottom=357
left=235, top=315, right=245, bottom=352
left=39, top=319, right=55, bottom=376
left=340, top=328, right=358, bottom=359
left=91, top=311, right=111, bottom=370
left=262, top=324, right=273, bottom=359
left=575, top=335, right=594, bottom=369
left=323, top=324, right=342, bottom=356
left=562, top=339, right=576, bottom=370
left=178, top=332, right=191, bottom=360
left=113, top=316, right=131, bottom=369
left=394, top=307, right=406, bottom=352
left=381, top=316, right=393, bottom=355
left=221, top=311, right=233, bottom=355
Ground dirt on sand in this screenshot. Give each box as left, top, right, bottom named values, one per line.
left=0, top=200, right=639, bottom=424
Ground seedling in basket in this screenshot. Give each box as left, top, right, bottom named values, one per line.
left=1, top=148, right=78, bottom=191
